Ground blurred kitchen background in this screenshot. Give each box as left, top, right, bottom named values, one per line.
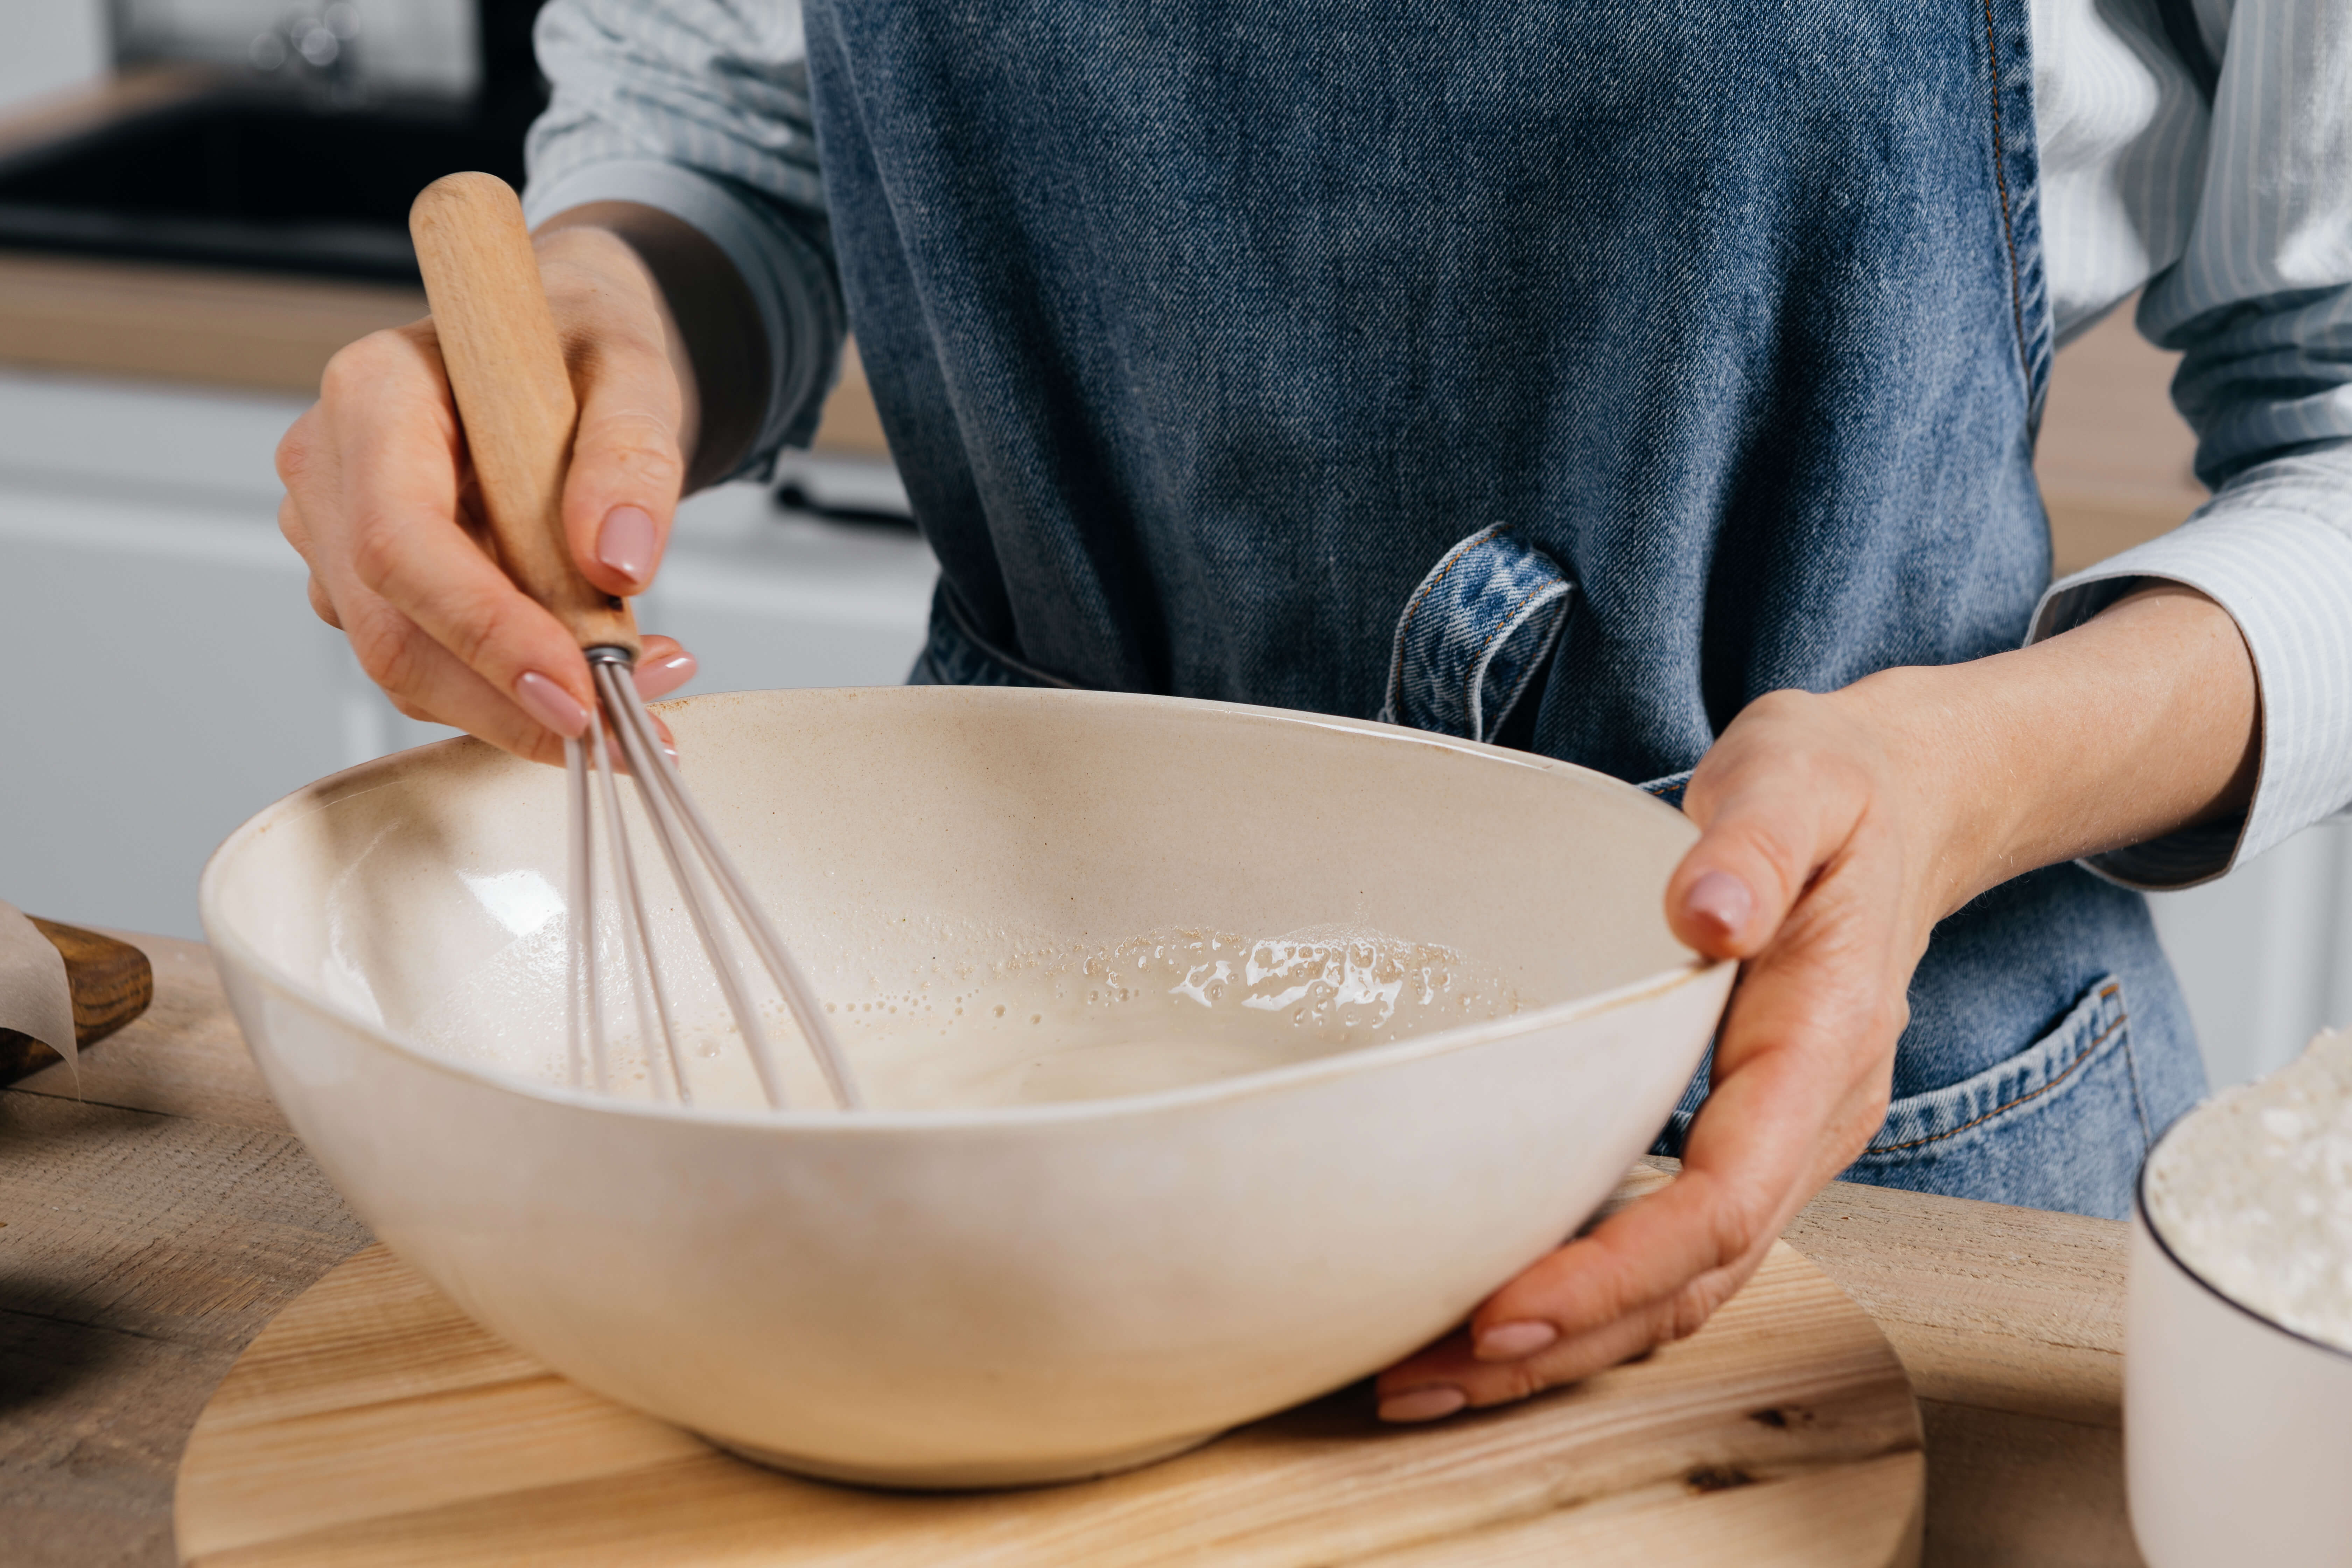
left=0, top=0, right=2338, bottom=1093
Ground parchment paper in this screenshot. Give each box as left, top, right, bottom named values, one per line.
left=0, top=898, right=77, bottom=1083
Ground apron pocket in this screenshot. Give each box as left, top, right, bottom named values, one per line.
left=1379, top=525, right=1573, bottom=744
left=1842, top=974, right=2153, bottom=1218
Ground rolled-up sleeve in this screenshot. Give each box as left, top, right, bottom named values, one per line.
left=521, top=0, right=844, bottom=478
left=2029, top=0, right=2352, bottom=890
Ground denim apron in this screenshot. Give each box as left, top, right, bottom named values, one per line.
left=802, top=0, right=2205, bottom=1219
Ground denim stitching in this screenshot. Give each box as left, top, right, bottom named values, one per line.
left=1477, top=578, right=1573, bottom=741
left=2122, top=1028, right=2155, bottom=1145
left=1981, top=0, right=2030, bottom=387
left=1863, top=982, right=2124, bottom=1154
left=1463, top=577, right=1570, bottom=741
left=1384, top=523, right=1504, bottom=723
left=1386, top=523, right=1502, bottom=713
left=1640, top=769, right=1695, bottom=807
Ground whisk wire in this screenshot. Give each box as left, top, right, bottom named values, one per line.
left=582, top=707, right=616, bottom=1096
left=564, top=734, right=594, bottom=1091
left=602, top=670, right=866, bottom=1112
left=587, top=697, right=693, bottom=1105
left=413, top=173, right=856, bottom=1114
left=590, top=656, right=804, bottom=1111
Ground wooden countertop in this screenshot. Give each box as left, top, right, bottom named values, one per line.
left=0, top=932, right=2146, bottom=1567
left=0, top=72, right=890, bottom=461
left=0, top=935, right=368, bottom=1568
left=0, top=250, right=890, bottom=461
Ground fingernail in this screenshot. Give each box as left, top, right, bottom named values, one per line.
left=1475, top=1321, right=1559, bottom=1360
left=1378, top=1386, right=1467, bottom=1423
left=514, top=670, right=591, bottom=738
left=634, top=648, right=697, bottom=700
left=595, top=505, right=657, bottom=588
left=1686, top=870, right=1753, bottom=939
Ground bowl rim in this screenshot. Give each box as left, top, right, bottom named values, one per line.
left=2135, top=1120, right=2352, bottom=1363
left=199, top=685, right=1736, bottom=1132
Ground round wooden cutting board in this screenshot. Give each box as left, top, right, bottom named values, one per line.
left=175, top=1236, right=1922, bottom=1567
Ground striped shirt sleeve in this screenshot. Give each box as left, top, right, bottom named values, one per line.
left=2030, top=0, right=2352, bottom=890
left=519, top=0, right=842, bottom=480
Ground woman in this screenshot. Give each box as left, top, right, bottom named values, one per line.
left=277, top=0, right=2351, bottom=1423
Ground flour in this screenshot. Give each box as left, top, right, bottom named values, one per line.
left=2145, top=1026, right=2352, bottom=1352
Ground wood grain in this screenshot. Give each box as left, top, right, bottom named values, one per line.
left=0, top=244, right=889, bottom=468
left=1914, top=1401, right=2136, bottom=1568
left=0, top=931, right=367, bottom=1568
left=1, top=932, right=2157, bottom=1566
left=10, top=934, right=290, bottom=1131
left=0, top=916, right=153, bottom=1082
left=1781, top=1180, right=2145, bottom=1568
left=408, top=172, right=639, bottom=655
left=0, top=1087, right=369, bottom=1568
left=0, top=240, right=890, bottom=474
left=0, top=251, right=426, bottom=397
left=35, top=918, right=156, bottom=1044
left=174, top=1234, right=1924, bottom=1566
left=1783, top=1181, right=2128, bottom=1429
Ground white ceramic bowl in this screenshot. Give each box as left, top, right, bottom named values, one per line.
left=2127, top=1142, right=2352, bottom=1564
left=201, top=686, right=1732, bottom=1487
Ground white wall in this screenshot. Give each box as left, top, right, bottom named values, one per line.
left=0, top=0, right=108, bottom=114
left=2151, top=826, right=2352, bottom=1090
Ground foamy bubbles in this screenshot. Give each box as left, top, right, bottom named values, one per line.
left=413, top=918, right=1524, bottom=1114
left=1100, top=928, right=1494, bottom=1037
left=824, top=926, right=1523, bottom=1111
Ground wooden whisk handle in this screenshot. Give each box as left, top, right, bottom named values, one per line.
left=409, top=172, right=640, bottom=658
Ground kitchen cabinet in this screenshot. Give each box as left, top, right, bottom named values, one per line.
left=0, top=366, right=934, bottom=941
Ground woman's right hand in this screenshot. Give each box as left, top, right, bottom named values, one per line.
left=277, top=224, right=701, bottom=765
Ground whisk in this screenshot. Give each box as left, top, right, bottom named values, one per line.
left=410, top=172, right=862, bottom=1112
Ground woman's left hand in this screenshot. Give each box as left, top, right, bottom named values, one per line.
left=1373, top=585, right=2259, bottom=1422
left=1373, top=682, right=1941, bottom=1419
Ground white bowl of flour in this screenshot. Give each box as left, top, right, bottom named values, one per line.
left=2128, top=1027, right=2352, bottom=1566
